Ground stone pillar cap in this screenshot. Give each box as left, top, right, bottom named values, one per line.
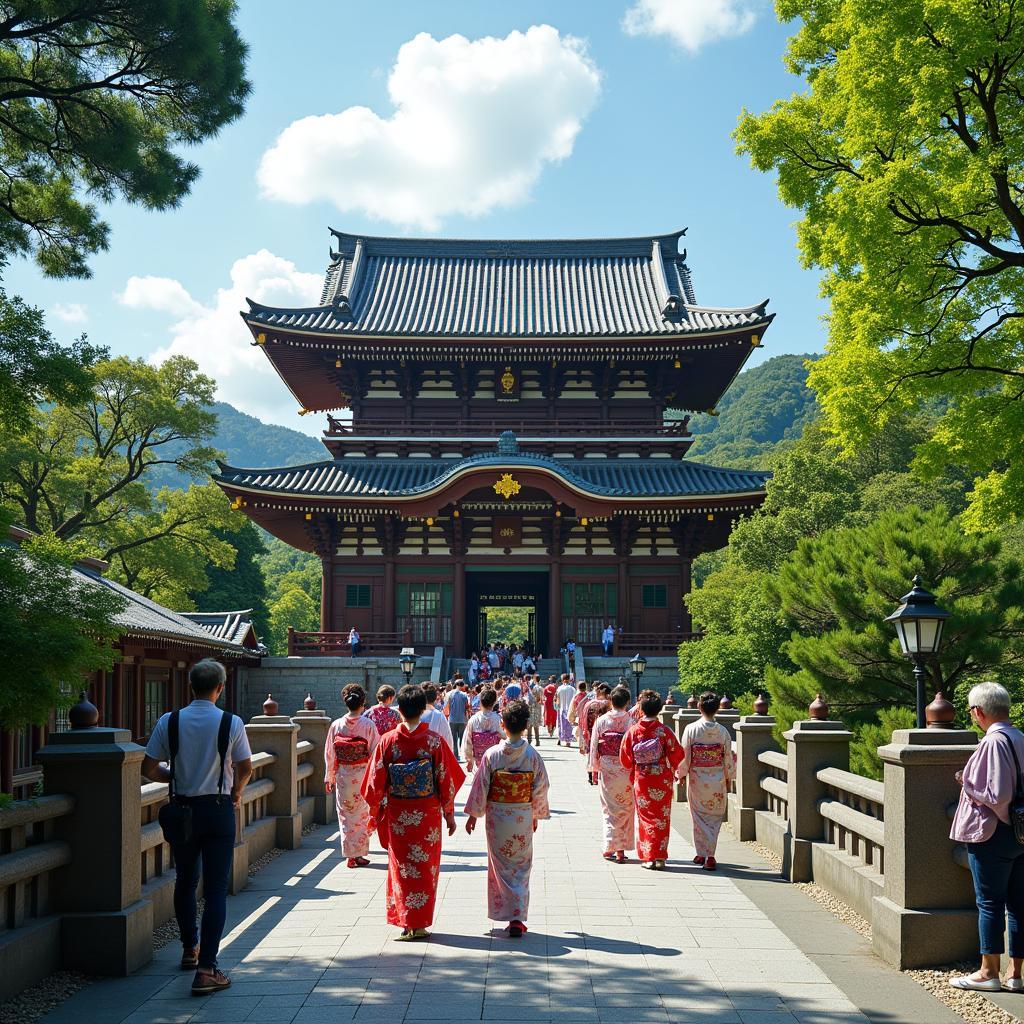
left=784, top=719, right=853, bottom=741
left=736, top=715, right=776, bottom=729
left=247, top=715, right=300, bottom=728
left=293, top=709, right=331, bottom=720
left=878, top=727, right=978, bottom=765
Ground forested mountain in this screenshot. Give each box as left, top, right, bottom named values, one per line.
left=683, top=353, right=819, bottom=467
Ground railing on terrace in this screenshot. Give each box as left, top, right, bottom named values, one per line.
left=243, top=751, right=276, bottom=830
left=817, top=766, right=885, bottom=874
left=757, top=749, right=789, bottom=819
left=287, top=628, right=426, bottom=657
left=611, top=631, right=701, bottom=655
left=325, top=416, right=691, bottom=439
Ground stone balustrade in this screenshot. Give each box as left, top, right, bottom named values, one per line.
left=688, top=709, right=980, bottom=969
left=0, top=699, right=334, bottom=1001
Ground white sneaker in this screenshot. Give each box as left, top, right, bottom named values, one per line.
left=1003, top=977, right=1024, bottom=993
left=950, top=975, right=1001, bottom=991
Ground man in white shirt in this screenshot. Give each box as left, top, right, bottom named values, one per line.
left=602, top=623, right=616, bottom=657
left=142, top=660, right=253, bottom=996
left=420, top=682, right=454, bottom=749
left=348, top=626, right=362, bottom=657
left=556, top=674, right=578, bottom=746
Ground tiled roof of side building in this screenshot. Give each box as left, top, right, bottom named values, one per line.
left=214, top=454, right=770, bottom=500
left=180, top=609, right=262, bottom=650
left=243, top=229, right=772, bottom=340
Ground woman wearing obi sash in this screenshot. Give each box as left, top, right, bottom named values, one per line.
left=324, top=684, right=380, bottom=869
left=580, top=683, right=611, bottom=785
left=461, top=687, right=504, bottom=771
left=588, top=686, right=636, bottom=864
left=465, top=699, right=550, bottom=938
left=620, top=689, right=686, bottom=870
left=680, top=691, right=735, bottom=871
left=361, top=684, right=466, bottom=941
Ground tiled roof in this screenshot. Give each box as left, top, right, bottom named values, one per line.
left=73, top=567, right=256, bottom=656
left=215, top=453, right=769, bottom=500
left=180, top=609, right=263, bottom=651
left=244, top=229, right=772, bottom=340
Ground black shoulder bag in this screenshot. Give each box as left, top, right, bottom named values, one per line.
left=158, top=709, right=232, bottom=846
left=996, top=733, right=1024, bottom=845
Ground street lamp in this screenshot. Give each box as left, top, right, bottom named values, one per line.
left=629, top=653, right=647, bottom=703
left=884, top=575, right=950, bottom=729
left=399, top=647, right=416, bottom=688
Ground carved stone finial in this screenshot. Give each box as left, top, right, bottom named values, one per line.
left=808, top=694, right=829, bottom=721
left=303, top=692, right=317, bottom=711
left=753, top=692, right=769, bottom=716
left=497, top=430, right=519, bottom=456
left=68, top=690, right=99, bottom=729
left=687, top=693, right=697, bottom=709
left=925, top=691, right=956, bottom=729
left=719, top=694, right=734, bottom=710
left=263, top=693, right=279, bottom=716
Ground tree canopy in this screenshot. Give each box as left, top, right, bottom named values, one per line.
left=735, top=0, right=1024, bottom=530
left=0, top=0, right=249, bottom=277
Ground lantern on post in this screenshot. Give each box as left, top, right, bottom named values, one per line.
left=399, top=647, right=416, bottom=688
left=629, top=653, right=647, bottom=703
left=884, top=575, right=950, bottom=729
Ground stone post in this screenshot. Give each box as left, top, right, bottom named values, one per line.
left=294, top=707, right=332, bottom=826
left=872, top=728, right=978, bottom=969
left=716, top=710, right=741, bottom=740
left=673, top=708, right=700, bottom=802
left=732, top=714, right=777, bottom=841
left=245, top=713, right=302, bottom=849
left=784, top=718, right=853, bottom=882
left=35, top=727, right=153, bottom=976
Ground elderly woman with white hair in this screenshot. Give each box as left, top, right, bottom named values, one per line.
left=950, top=681, right=1024, bottom=992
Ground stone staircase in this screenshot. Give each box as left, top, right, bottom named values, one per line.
left=444, top=656, right=566, bottom=681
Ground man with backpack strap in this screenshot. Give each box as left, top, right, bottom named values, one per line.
left=142, top=660, right=253, bottom=996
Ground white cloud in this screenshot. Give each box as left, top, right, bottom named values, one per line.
left=51, top=302, right=88, bottom=325
left=123, top=251, right=323, bottom=433
left=257, top=25, right=601, bottom=230
left=622, top=0, right=757, bottom=53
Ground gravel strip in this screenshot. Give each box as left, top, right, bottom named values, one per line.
left=743, top=838, right=1019, bottom=1023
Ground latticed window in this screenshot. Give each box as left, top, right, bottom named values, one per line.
left=143, top=674, right=167, bottom=736
left=54, top=683, right=73, bottom=732
left=345, top=583, right=371, bottom=607
left=642, top=584, right=668, bottom=609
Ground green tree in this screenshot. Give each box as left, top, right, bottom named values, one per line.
left=0, top=512, right=124, bottom=732
left=677, top=633, right=760, bottom=702
left=0, top=1, right=249, bottom=278
left=0, top=355, right=245, bottom=606
left=735, top=0, right=1024, bottom=531
left=193, top=521, right=270, bottom=641
left=768, top=506, right=1024, bottom=716
left=267, top=586, right=319, bottom=656
left=260, top=536, right=320, bottom=608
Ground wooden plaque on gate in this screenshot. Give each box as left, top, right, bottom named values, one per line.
left=492, top=517, right=521, bottom=547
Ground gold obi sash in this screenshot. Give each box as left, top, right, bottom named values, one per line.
left=488, top=770, right=534, bottom=804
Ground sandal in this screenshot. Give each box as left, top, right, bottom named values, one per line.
left=692, top=855, right=706, bottom=865
left=603, top=852, right=617, bottom=861
left=654, top=859, right=666, bottom=870
left=191, top=968, right=231, bottom=995
left=641, top=861, right=655, bottom=870
left=180, top=946, right=199, bottom=971
left=508, top=920, right=527, bottom=937
left=703, top=857, right=717, bottom=871
left=395, top=928, right=430, bottom=942
left=615, top=852, right=627, bottom=864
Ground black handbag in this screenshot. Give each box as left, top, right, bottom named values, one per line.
left=158, top=709, right=232, bottom=846
left=997, top=733, right=1024, bottom=845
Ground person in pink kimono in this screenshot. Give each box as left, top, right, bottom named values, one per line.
left=324, top=684, right=380, bottom=868
left=461, top=687, right=504, bottom=772
left=588, top=685, right=635, bottom=864
left=680, top=690, right=735, bottom=871
left=365, top=685, right=400, bottom=736
left=465, top=699, right=550, bottom=938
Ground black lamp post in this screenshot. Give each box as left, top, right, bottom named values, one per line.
left=884, top=575, right=950, bottom=729
left=399, top=648, right=416, bottom=688
left=629, top=653, right=647, bottom=703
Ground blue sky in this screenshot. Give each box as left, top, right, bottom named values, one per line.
left=4, top=0, right=824, bottom=434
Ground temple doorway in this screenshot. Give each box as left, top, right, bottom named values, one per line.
left=465, top=570, right=548, bottom=658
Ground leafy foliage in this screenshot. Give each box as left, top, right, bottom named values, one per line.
left=192, top=521, right=270, bottom=643
left=735, top=0, right=1024, bottom=529
left=259, top=535, right=320, bottom=654
left=266, top=586, right=319, bottom=657
left=0, top=511, right=124, bottom=730
left=850, top=707, right=917, bottom=781
left=0, top=1, right=249, bottom=278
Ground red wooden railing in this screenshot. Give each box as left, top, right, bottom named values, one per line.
left=287, top=628, right=425, bottom=657
left=325, top=416, right=690, bottom=438
left=608, top=631, right=702, bottom=656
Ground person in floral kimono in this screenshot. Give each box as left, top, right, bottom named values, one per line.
left=462, top=687, right=505, bottom=771
left=365, top=685, right=400, bottom=736
left=324, top=684, right=380, bottom=868
left=580, top=683, right=611, bottom=785
left=680, top=691, right=735, bottom=871
left=620, top=689, right=686, bottom=870
left=465, top=699, right=550, bottom=938
left=360, top=684, right=466, bottom=941
left=588, top=686, right=636, bottom=864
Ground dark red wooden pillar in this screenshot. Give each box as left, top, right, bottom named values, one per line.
left=111, top=662, right=123, bottom=731
left=1, top=731, right=13, bottom=795
left=548, top=561, right=561, bottom=657
left=383, top=556, right=396, bottom=637
left=680, top=556, right=693, bottom=633
left=618, top=557, right=629, bottom=644
left=452, top=558, right=466, bottom=656
left=320, top=555, right=333, bottom=632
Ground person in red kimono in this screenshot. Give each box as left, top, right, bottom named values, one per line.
left=361, top=684, right=466, bottom=941
left=620, top=689, right=686, bottom=870
left=542, top=678, right=558, bottom=737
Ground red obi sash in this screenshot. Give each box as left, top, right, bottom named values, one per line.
left=488, top=770, right=534, bottom=804
left=597, top=730, right=625, bottom=757
left=690, top=742, right=725, bottom=768
left=334, top=735, right=369, bottom=765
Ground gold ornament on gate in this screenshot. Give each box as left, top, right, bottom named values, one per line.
left=494, top=473, right=521, bottom=500
left=500, top=366, right=516, bottom=394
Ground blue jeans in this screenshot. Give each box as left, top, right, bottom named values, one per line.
left=603, top=641, right=613, bottom=656
left=171, top=798, right=236, bottom=969
left=967, top=822, right=1024, bottom=956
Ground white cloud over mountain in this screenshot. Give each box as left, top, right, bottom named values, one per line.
left=121, top=251, right=322, bottom=432
left=257, top=25, right=601, bottom=230
left=622, top=0, right=757, bottom=53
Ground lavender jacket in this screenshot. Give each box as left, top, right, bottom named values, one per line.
left=950, top=721, right=1024, bottom=844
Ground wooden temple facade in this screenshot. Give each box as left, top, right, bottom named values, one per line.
left=216, top=229, right=773, bottom=657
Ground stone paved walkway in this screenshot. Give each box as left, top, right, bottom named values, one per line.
left=43, top=743, right=947, bottom=1024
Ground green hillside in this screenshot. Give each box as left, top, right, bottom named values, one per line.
left=682, top=353, right=820, bottom=468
